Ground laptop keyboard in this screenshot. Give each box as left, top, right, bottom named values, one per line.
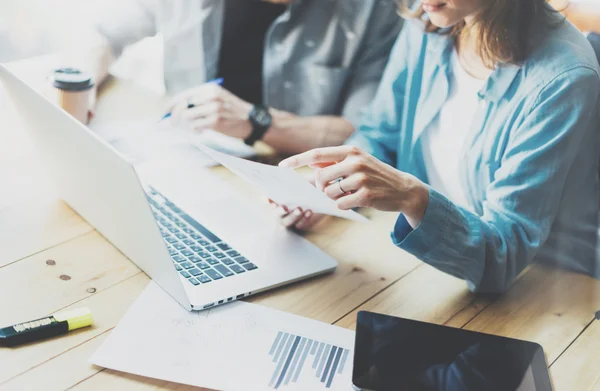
left=146, top=187, right=258, bottom=286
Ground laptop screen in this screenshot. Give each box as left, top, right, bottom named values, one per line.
left=353, top=311, right=553, bottom=391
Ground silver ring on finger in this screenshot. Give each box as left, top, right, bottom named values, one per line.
left=338, top=179, right=346, bottom=195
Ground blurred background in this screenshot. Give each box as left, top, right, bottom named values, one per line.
left=0, top=0, right=164, bottom=92
left=0, top=0, right=100, bottom=61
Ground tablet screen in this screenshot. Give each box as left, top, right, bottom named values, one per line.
left=352, top=311, right=553, bottom=391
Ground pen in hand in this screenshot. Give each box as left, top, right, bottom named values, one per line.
left=160, top=78, right=224, bottom=121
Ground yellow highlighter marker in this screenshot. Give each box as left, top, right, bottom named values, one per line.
left=0, top=307, right=93, bottom=347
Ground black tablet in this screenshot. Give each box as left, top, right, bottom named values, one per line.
left=352, top=311, right=553, bottom=391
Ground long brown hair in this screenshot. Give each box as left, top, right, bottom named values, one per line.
left=397, top=0, right=559, bottom=67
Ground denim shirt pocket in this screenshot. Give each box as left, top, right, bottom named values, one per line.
left=283, top=64, right=350, bottom=116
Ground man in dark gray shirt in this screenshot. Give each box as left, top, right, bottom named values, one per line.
left=91, top=0, right=402, bottom=153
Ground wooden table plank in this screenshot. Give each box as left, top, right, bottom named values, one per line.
left=463, top=265, right=600, bottom=364
left=0, top=274, right=149, bottom=390
left=0, top=333, right=109, bottom=391
left=550, top=319, right=600, bottom=391
left=334, top=263, right=491, bottom=330
left=248, top=209, right=421, bottom=323
left=70, top=369, right=207, bottom=391
left=0, top=199, right=92, bottom=268
left=0, top=230, right=140, bottom=327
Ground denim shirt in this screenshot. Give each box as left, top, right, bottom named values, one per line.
left=95, top=0, right=401, bottom=127
left=349, top=17, right=600, bottom=292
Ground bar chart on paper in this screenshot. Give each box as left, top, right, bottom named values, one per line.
left=267, top=331, right=352, bottom=390
left=90, top=283, right=357, bottom=391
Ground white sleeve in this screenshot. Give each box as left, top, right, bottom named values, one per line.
left=94, top=0, right=158, bottom=57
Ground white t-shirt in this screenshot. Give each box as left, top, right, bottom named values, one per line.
left=421, top=49, right=486, bottom=211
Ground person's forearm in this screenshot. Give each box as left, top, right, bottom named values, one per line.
left=86, top=38, right=115, bottom=87
left=262, top=111, right=355, bottom=155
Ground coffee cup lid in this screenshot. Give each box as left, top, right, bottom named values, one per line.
left=51, top=68, right=94, bottom=91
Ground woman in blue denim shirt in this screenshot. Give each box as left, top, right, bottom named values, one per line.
left=277, top=0, right=600, bottom=292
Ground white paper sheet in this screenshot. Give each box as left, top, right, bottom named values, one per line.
left=89, top=120, right=256, bottom=167
left=90, top=282, right=356, bottom=391
left=198, top=146, right=368, bottom=223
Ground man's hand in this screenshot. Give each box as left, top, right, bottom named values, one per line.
left=167, top=83, right=253, bottom=139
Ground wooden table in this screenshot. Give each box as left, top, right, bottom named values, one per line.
left=1, top=55, right=599, bottom=391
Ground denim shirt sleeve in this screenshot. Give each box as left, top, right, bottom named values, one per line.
left=345, top=24, right=410, bottom=166
left=339, top=3, right=403, bottom=128
left=393, top=67, right=600, bottom=293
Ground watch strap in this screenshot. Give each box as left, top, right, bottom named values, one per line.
left=245, top=105, right=272, bottom=146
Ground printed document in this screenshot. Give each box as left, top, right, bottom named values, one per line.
left=199, top=146, right=368, bottom=222
left=90, top=281, right=356, bottom=391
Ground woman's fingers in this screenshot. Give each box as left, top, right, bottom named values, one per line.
left=268, top=200, right=321, bottom=232
left=315, top=160, right=354, bottom=191
left=294, top=210, right=322, bottom=231
left=279, top=146, right=357, bottom=168
left=267, top=199, right=289, bottom=216
left=294, top=210, right=313, bottom=230
left=280, top=208, right=305, bottom=228
left=276, top=205, right=290, bottom=218
left=323, top=179, right=348, bottom=200
left=309, top=162, right=337, bottom=169
left=322, top=173, right=366, bottom=199
left=336, top=190, right=364, bottom=210
left=266, top=194, right=320, bottom=232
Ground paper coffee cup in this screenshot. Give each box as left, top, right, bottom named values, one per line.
left=47, top=68, right=94, bottom=124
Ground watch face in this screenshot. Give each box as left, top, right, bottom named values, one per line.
left=254, top=108, right=270, bottom=127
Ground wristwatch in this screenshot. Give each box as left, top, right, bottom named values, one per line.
left=245, top=105, right=272, bottom=146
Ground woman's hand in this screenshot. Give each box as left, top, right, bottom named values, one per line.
left=166, top=83, right=253, bottom=139
left=268, top=200, right=326, bottom=231
left=266, top=177, right=326, bottom=231
left=279, top=146, right=430, bottom=228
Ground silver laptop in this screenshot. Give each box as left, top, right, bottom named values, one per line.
left=0, top=65, right=337, bottom=311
